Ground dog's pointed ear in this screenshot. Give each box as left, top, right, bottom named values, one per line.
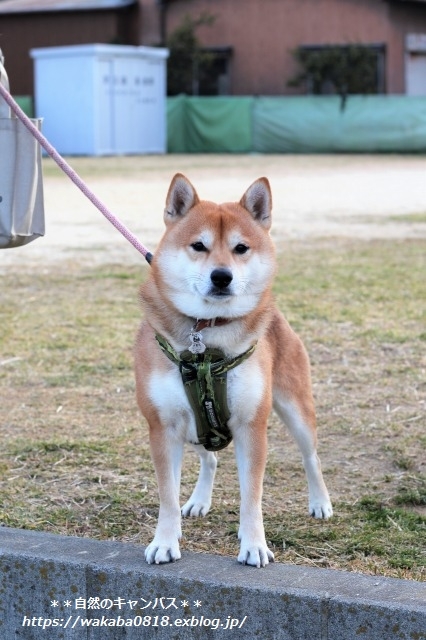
left=164, top=173, right=199, bottom=224
left=240, top=177, right=272, bottom=229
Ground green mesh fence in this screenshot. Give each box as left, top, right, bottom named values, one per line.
left=167, top=95, right=426, bottom=153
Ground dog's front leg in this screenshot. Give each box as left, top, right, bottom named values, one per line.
left=181, top=446, right=217, bottom=517
left=145, top=426, right=184, bottom=564
left=233, top=425, right=274, bottom=568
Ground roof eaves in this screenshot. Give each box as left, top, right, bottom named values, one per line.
left=0, top=0, right=136, bottom=15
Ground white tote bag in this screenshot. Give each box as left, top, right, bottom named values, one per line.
left=0, top=53, right=45, bottom=248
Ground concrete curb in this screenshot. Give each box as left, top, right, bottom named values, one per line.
left=0, top=527, right=424, bottom=639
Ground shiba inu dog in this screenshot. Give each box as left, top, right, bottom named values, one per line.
left=135, top=174, right=332, bottom=568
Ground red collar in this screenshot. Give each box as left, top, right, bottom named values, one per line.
left=193, top=317, right=232, bottom=332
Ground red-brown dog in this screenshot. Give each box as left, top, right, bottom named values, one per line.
left=135, top=174, right=332, bottom=568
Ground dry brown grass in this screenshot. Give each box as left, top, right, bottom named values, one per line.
left=0, top=238, right=425, bottom=580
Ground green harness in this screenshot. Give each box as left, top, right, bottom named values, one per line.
left=155, top=333, right=256, bottom=452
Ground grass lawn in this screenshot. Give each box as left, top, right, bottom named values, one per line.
left=0, top=237, right=424, bottom=580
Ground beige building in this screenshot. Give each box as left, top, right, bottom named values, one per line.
left=1, top=0, right=426, bottom=96
left=155, top=0, right=426, bottom=96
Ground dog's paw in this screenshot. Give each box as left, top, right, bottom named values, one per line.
left=181, top=498, right=210, bottom=518
left=238, top=542, right=274, bottom=568
left=145, top=539, right=181, bottom=565
left=309, top=498, right=333, bottom=519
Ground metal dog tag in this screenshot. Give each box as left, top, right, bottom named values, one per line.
left=189, top=330, right=206, bottom=354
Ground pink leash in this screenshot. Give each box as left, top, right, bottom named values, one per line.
left=0, top=81, right=153, bottom=264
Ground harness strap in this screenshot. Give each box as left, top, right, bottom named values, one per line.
left=155, top=333, right=256, bottom=451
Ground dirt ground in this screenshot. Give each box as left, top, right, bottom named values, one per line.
left=1, top=153, right=426, bottom=271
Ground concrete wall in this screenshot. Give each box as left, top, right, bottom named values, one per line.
left=0, top=527, right=425, bottom=639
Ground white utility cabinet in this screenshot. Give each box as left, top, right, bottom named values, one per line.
left=30, top=44, right=169, bottom=155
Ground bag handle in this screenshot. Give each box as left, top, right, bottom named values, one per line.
left=0, top=50, right=12, bottom=119
left=0, top=62, right=153, bottom=262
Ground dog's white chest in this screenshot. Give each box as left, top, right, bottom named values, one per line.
left=227, top=358, right=265, bottom=430
left=148, top=368, right=197, bottom=441
left=148, top=355, right=265, bottom=444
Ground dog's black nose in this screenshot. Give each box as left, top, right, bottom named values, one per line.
left=210, top=268, right=233, bottom=289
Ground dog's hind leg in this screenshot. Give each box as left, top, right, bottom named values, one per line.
left=273, top=395, right=333, bottom=519
left=144, top=427, right=184, bottom=564
left=181, top=446, right=217, bottom=517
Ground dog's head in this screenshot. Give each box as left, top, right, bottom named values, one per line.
left=153, top=174, right=275, bottom=320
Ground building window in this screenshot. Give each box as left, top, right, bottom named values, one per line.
left=289, top=44, right=386, bottom=97
left=197, top=47, right=232, bottom=95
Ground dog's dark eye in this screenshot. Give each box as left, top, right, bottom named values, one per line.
left=191, top=241, right=208, bottom=252
left=234, top=243, right=249, bottom=255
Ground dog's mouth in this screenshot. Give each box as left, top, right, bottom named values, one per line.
left=207, top=286, right=233, bottom=299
